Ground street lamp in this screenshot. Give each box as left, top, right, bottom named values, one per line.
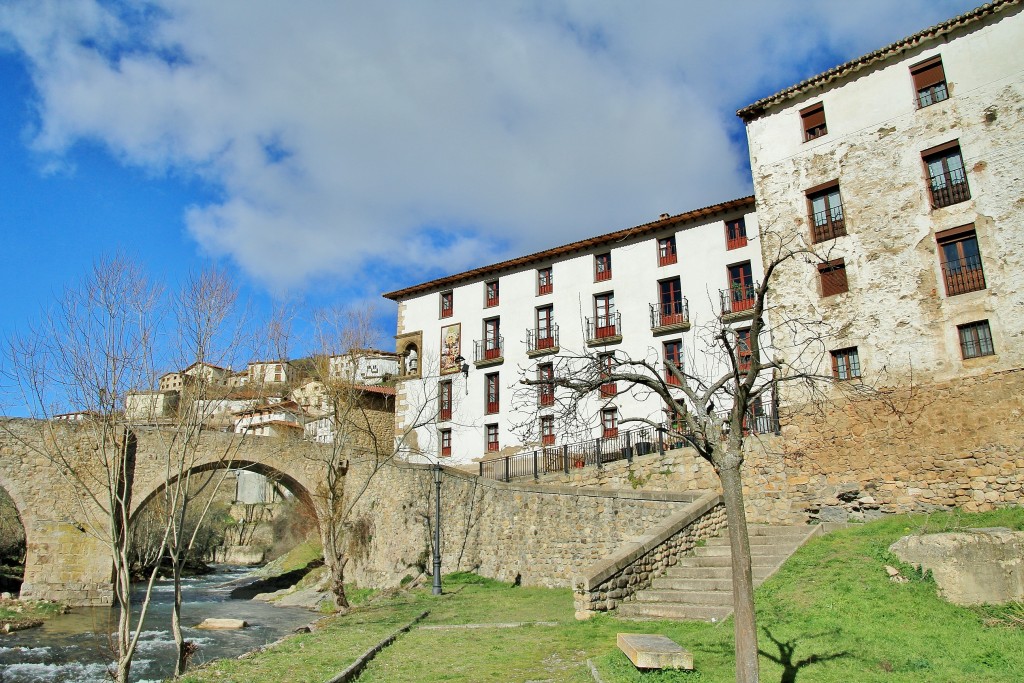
left=432, top=463, right=443, bottom=595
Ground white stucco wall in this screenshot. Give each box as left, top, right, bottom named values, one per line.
left=745, top=3, right=1024, bottom=395
left=394, top=206, right=766, bottom=466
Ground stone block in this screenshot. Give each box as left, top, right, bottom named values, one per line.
left=618, top=633, right=693, bottom=670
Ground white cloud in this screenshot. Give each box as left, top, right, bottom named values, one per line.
left=0, top=0, right=980, bottom=292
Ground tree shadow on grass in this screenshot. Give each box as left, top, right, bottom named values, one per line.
left=758, top=628, right=850, bottom=683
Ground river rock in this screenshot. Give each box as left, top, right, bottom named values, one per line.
left=889, top=527, right=1024, bottom=605
left=196, top=618, right=248, bottom=630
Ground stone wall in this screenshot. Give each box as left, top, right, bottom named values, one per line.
left=536, top=369, right=1024, bottom=524
left=573, top=493, right=725, bottom=619
left=343, top=457, right=704, bottom=590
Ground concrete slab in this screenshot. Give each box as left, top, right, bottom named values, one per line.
left=617, top=633, right=693, bottom=670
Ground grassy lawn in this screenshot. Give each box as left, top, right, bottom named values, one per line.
left=175, top=508, right=1024, bottom=683
left=0, top=596, right=67, bottom=632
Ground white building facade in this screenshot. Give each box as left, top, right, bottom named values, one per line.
left=385, top=198, right=764, bottom=467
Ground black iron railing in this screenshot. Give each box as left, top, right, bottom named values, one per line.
left=719, top=283, right=758, bottom=317
left=479, top=401, right=780, bottom=482
left=941, top=255, right=985, bottom=296
left=650, top=297, right=689, bottom=329
left=474, top=336, right=503, bottom=362
left=929, top=168, right=969, bottom=208
left=586, top=312, right=621, bottom=342
left=811, top=206, right=845, bottom=242
left=526, top=324, right=559, bottom=353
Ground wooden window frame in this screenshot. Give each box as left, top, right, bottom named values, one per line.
left=439, top=380, right=453, bottom=421
left=536, top=305, right=555, bottom=349
left=541, top=415, right=555, bottom=446
left=440, top=429, right=452, bottom=457
left=440, top=290, right=454, bottom=318
left=923, top=141, right=970, bottom=208
left=663, top=339, right=682, bottom=386
left=725, top=217, right=748, bottom=250
left=831, top=347, right=861, bottom=381
left=911, top=55, right=948, bottom=108
left=485, top=280, right=499, bottom=308
left=818, top=258, right=849, bottom=297
left=958, top=320, right=994, bottom=359
left=936, top=224, right=985, bottom=296
left=737, top=327, right=752, bottom=373
left=806, top=183, right=846, bottom=243
left=537, top=267, right=553, bottom=295
left=595, top=252, right=612, bottom=282
left=800, top=102, right=827, bottom=141
left=658, top=277, right=685, bottom=325
left=599, top=352, right=617, bottom=397
left=485, top=423, right=499, bottom=452
left=594, top=292, right=617, bottom=339
left=601, top=408, right=618, bottom=439
left=485, top=372, right=500, bottom=414
left=658, top=236, right=677, bottom=266
left=537, top=363, right=554, bottom=407
left=483, top=317, right=501, bottom=360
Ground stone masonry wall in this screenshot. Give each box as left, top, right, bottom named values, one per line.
left=343, top=457, right=703, bottom=590
left=535, top=369, right=1024, bottom=524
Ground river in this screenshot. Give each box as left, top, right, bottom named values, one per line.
left=0, top=566, right=320, bottom=682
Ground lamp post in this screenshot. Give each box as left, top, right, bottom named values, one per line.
left=432, top=463, right=443, bottom=595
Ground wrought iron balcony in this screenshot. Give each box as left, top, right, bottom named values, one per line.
left=929, top=168, right=970, bottom=208
left=720, top=283, right=758, bottom=318
left=586, top=312, right=621, bottom=344
left=810, top=206, right=846, bottom=242
left=526, top=324, right=559, bottom=355
left=473, top=336, right=504, bottom=365
left=649, top=297, right=690, bottom=333
left=941, top=255, right=985, bottom=296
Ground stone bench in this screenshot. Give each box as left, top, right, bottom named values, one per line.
left=617, top=633, right=693, bottom=670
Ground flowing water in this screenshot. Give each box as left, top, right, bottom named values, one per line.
left=0, top=566, right=320, bottom=682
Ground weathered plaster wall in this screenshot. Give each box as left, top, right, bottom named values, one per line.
left=746, top=4, right=1024, bottom=390
left=343, top=458, right=703, bottom=590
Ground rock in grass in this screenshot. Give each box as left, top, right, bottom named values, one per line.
left=196, top=618, right=248, bottom=630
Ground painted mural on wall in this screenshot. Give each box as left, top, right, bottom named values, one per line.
left=440, top=323, right=461, bottom=375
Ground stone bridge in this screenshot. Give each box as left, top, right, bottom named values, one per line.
left=0, top=419, right=330, bottom=606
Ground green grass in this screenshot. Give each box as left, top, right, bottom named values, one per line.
left=175, top=508, right=1024, bottom=683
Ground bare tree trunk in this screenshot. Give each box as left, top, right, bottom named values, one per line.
left=172, top=552, right=187, bottom=676
left=719, top=463, right=759, bottom=683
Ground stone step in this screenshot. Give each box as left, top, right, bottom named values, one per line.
left=664, top=564, right=775, bottom=581
left=686, top=553, right=791, bottom=568
left=705, top=534, right=808, bottom=547
left=696, top=544, right=800, bottom=557
left=650, top=577, right=733, bottom=592
left=636, top=590, right=734, bottom=606
left=617, top=601, right=733, bottom=623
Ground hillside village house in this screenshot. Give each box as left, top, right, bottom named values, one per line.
left=384, top=1, right=1023, bottom=521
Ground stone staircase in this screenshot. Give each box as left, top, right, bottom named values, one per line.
left=616, top=524, right=822, bottom=622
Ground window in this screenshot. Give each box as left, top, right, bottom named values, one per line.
left=594, top=292, right=617, bottom=338
left=923, top=141, right=970, bottom=208
left=595, top=253, right=612, bottom=281
left=937, top=225, right=985, bottom=295
left=831, top=347, right=861, bottom=380
left=727, top=262, right=755, bottom=313
left=602, top=408, right=618, bottom=439
left=658, top=236, right=677, bottom=266
left=485, top=372, right=500, bottom=414
left=538, top=363, right=554, bottom=407
left=440, top=291, right=453, bottom=318
left=485, top=280, right=499, bottom=307
left=536, top=306, right=555, bottom=349
left=540, top=415, right=555, bottom=446
left=911, top=55, right=948, bottom=108
left=484, top=318, right=501, bottom=360
left=599, top=352, right=617, bottom=397
left=658, top=278, right=685, bottom=325
left=663, top=339, right=682, bottom=386
left=736, top=327, right=752, bottom=372
left=807, top=183, right=845, bottom=242
left=486, top=423, right=499, bottom=452
left=801, top=102, right=827, bottom=141
left=439, top=380, right=453, bottom=421
left=958, top=321, right=994, bottom=359
left=726, top=217, right=748, bottom=250
left=818, top=259, right=849, bottom=297
left=537, top=267, right=553, bottom=295
left=440, top=429, right=452, bottom=457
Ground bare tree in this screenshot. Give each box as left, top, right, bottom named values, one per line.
left=149, top=267, right=253, bottom=675
left=517, top=237, right=846, bottom=683
left=3, top=255, right=167, bottom=683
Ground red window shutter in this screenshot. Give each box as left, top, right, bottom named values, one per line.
left=912, top=57, right=945, bottom=91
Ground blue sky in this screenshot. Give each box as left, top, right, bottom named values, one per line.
left=0, top=0, right=980, bottom=368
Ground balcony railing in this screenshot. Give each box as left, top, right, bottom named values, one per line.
left=474, top=336, right=504, bottom=363
left=477, top=404, right=780, bottom=482
left=929, top=168, right=970, bottom=208
left=811, top=207, right=846, bottom=242
left=586, top=312, right=621, bottom=342
left=650, top=297, right=689, bottom=330
left=941, top=255, right=985, bottom=296
left=720, top=283, right=758, bottom=317
left=526, top=324, right=559, bottom=353
left=538, top=385, right=554, bottom=407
